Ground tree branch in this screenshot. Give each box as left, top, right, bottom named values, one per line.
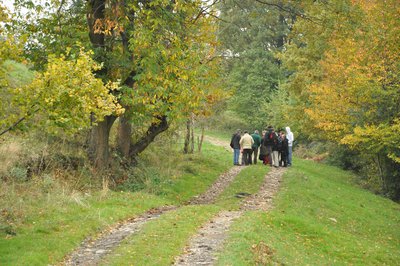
left=0, top=108, right=39, bottom=137
left=129, top=115, right=169, bottom=158
left=253, top=0, right=321, bottom=24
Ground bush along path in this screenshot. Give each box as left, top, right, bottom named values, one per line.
left=63, top=166, right=246, bottom=265
left=173, top=167, right=285, bottom=266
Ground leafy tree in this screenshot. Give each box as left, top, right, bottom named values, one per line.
left=13, top=49, right=124, bottom=135
left=218, top=0, right=293, bottom=128
left=5, top=0, right=225, bottom=169
left=283, top=0, right=400, bottom=199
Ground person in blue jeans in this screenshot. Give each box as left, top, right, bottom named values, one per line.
left=230, top=129, right=242, bottom=165
left=285, top=126, right=294, bottom=166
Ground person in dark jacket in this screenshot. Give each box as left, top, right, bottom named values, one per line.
left=251, top=130, right=262, bottom=164
left=271, top=128, right=280, bottom=167
left=263, top=126, right=276, bottom=166
left=230, top=129, right=242, bottom=165
left=259, top=130, right=268, bottom=165
left=279, top=130, right=289, bottom=167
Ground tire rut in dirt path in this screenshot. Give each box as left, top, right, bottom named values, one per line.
left=63, top=166, right=244, bottom=265
left=173, top=167, right=285, bottom=266
left=63, top=205, right=176, bottom=266
left=188, top=166, right=245, bottom=205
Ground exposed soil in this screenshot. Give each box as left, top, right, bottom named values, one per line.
left=174, top=167, right=285, bottom=266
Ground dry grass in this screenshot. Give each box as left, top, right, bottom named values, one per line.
left=0, top=140, right=22, bottom=176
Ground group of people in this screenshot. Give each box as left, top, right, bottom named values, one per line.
left=230, top=126, right=294, bottom=167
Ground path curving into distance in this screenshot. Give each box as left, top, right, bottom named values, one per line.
left=173, top=167, right=285, bottom=266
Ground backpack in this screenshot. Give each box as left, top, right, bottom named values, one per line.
left=269, top=132, right=274, bottom=140
left=264, top=132, right=275, bottom=146
left=276, top=135, right=283, bottom=149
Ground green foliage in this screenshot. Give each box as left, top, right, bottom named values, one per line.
left=10, top=0, right=89, bottom=69
left=0, top=61, right=34, bottom=131
left=125, top=0, right=225, bottom=124
left=12, top=49, right=124, bottom=135
left=262, top=86, right=291, bottom=129
left=204, top=110, right=250, bottom=133
left=218, top=159, right=400, bottom=265
left=218, top=0, right=291, bottom=127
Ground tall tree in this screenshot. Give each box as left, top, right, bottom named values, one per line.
left=283, top=0, right=400, bottom=199
left=6, top=0, right=225, bottom=169
left=218, top=0, right=292, bottom=127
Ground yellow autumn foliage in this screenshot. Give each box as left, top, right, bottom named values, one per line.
left=14, top=48, right=124, bottom=135
left=304, top=0, right=400, bottom=163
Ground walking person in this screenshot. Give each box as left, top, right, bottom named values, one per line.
left=239, top=130, right=254, bottom=166
left=230, top=129, right=241, bottom=165
left=285, top=126, right=294, bottom=166
left=251, top=130, right=262, bottom=164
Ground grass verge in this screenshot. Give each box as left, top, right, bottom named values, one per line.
left=217, top=159, right=400, bottom=265
left=0, top=140, right=232, bottom=265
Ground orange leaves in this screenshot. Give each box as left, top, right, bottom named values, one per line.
left=93, top=18, right=124, bottom=36
left=298, top=0, right=400, bottom=161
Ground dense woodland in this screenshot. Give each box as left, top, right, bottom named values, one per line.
left=0, top=0, right=399, bottom=202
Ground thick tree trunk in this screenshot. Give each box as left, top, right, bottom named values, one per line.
left=86, top=0, right=111, bottom=170
left=88, top=115, right=117, bottom=169
left=117, top=114, right=132, bottom=158
left=129, top=116, right=169, bottom=159
left=117, top=116, right=131, bottom=158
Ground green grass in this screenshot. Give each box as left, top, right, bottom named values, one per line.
left=217, top=159, right=400, bottom=265
left=0, top=140, right=233, bottom=265
left=156, top=141, right=232, bottom=202
left=215, top=164, right=270, bottom=210
left=0, top=192, right=171, bottom=265
left=103, top=205, right=221, bottom=266
left=202, top=129, right=232, bottom=142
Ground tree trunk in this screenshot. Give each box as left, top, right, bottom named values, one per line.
left=190, top=114, right=195, bottom=153
left=88, top=115, right=116, bottom=169
left=184, top=118, right=191, bottom=154
left=117, top=114, right=132, bottom=158
left=198, top=126, right=205, bottom=152
left=86, top=0, right=111, bottom=170
left=129, top=115, right=169, bottom=159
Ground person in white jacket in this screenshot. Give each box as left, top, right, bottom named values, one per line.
left=285, top=126, right=294, bottom=166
